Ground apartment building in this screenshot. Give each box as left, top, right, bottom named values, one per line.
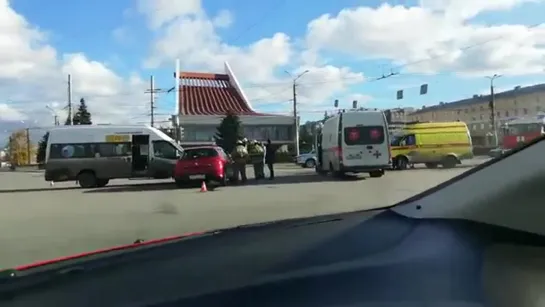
left=406, top=84, right=545, bottom=146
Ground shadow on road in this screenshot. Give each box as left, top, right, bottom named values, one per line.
left=82, top=173, right=364, bottom=194
left=390, top=164, right=477, bottom=172
left=83, top=182, right=184, bottom=194
left=236, top=172, right=363, bottom=187
left=0, top=186, right=83, bottom=194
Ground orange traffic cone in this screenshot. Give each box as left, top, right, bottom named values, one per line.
left=200, top=181, right=208, bottom=192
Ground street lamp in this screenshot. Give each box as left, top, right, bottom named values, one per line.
left=46, top=105, right=59, bottom=126
left=284, top=70, right=310, bottom=156
left=485, top=74, right=502, bottom=147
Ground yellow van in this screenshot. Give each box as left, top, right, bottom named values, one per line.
left=390, top=122, right=473, bottom=170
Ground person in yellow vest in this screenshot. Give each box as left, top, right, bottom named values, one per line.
left=248, top=140, right=265, bottom=180
left=231, top=139, right=249, bottom=183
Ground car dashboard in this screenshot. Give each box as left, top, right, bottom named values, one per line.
left=2, top=209, right=545, bottom=307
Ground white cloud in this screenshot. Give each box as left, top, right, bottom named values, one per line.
left=138, top=0, right=365, bottom=109
left=213, top=10, right=233, bottom=28
left=0, top=0, right=148, bottom=133
left=305, top=1, right=545, bottom=76
left=344, top=93, right=374, bottom=105
left=0, top=103, right=26, bottom=121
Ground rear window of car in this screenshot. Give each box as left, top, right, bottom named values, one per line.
left=343, top=126, right=385, bottom=145
left=182, top=148, right=218, bottom=159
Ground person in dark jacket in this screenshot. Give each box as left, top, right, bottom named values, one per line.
left=265, top=139, right=276, bottom=180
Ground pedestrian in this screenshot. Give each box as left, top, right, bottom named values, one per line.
left=231, top=139, right=248, bottom=183
left=265, top=139, right=276, bottom=180
left=248, top=140, right=265, bottom=180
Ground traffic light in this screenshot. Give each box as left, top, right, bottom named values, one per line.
left=396, top=90, right=403, bottom=100
left=420, top=84, right=428, bottom=95
left=352, top=100, right=358, bottom=109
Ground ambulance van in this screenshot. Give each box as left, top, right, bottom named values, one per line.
left=390, top=121, right=473, bottom=170
left=315, top=110, right=391, bottom=178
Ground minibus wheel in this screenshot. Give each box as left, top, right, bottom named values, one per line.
left=77, top=171, right=97, bottom=188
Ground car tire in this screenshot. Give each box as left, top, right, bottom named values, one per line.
left=369, top=170, right=384, bottom=178
left=442, top=156, right=458, bottom=168
left=219, top=170, right=228, bottom=186
left=305, top=159, right=316, bottom=168
left=78, top=171, right=97, bottom=188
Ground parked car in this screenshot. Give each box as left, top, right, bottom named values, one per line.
left=295, top=150, right=317, bottom=168
left=173, top=146, right=235, bottom=187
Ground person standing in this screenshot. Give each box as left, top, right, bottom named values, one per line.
left=231, top=139, right=248, bottom=183
left=249, top=140, right=265, bottom=180
left=265, top=139, right=276, bottom=180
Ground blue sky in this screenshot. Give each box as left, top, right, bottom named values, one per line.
left=2, top=0, right=545, bottom=143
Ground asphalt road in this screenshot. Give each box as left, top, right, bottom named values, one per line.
left=0, top=159, right=488, bottom=269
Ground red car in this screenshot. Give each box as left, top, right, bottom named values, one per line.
left=173, top=146, right=235, bottom=187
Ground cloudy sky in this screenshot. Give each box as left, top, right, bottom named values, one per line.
left=1, top=0, right=545, bottom=142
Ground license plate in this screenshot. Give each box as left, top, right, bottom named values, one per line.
left=189, top=174, right=206, bottom=180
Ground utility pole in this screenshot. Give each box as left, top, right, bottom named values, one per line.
left=150, top=75, right=155, bottom=127
left=486, top=74, right=502, bottom=147
left=67, top=74, right=73, bottom=125
left=285, top=70, right=309, bottom=156
left=292, top=81, right=298, bottom=152
left=25, top=127, right=30, bottom=165
left=145, top=75, right=161, bottom=128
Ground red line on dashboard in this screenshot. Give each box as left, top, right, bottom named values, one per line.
left=14, top=231, right=206, bottom=271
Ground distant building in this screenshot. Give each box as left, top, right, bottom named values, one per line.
left=406, top=84, right=545, bottom=146
left=176, top=62, right=294, bottom=145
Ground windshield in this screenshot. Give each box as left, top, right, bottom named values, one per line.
left=343, top=126, right=385, bottom=145
left=0, top=1, right=534, bottom=290
left=390, top=136, right=402, bottom=146
left=181, top=148, right=218, bottom=159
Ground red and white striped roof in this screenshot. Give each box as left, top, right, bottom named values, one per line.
left=177, top=72, right=266, bottom=116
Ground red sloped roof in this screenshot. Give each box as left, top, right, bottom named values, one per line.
left=178, top=72, right=260, bottom=116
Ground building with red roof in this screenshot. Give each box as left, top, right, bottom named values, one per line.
left=176, top=62, right=294, bottom=145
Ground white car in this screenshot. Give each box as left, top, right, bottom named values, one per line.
left=295, top=150, right=317, bottom=168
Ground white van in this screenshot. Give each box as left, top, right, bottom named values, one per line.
left=45, top=125, right=183, bottom=188
left=315, top=110, right=391, bottom=178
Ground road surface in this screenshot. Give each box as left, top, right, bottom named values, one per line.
left=0, top=160, right=487, bottom=269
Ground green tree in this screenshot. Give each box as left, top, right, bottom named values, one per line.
left=299, top=124, right=313, bottom=151
left=214, top=112, right=243, bottom=153
left=73, top=98, right=92, bottom=125
left=36, top=132, right=49, bottom=164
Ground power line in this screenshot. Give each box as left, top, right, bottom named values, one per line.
left=229, top=0, right=287, bottom=43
